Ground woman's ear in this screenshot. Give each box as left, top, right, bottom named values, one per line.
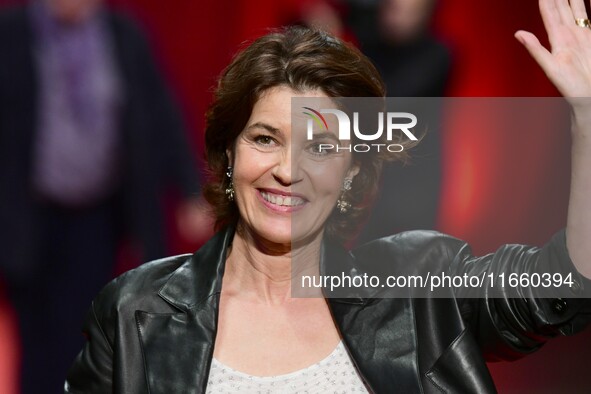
left=226, top=148, right=233, bottom=166
left=347, top=164, right=360, bottom=180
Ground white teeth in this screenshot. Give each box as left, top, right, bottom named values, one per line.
left=261, top=191, right=304, bottom=207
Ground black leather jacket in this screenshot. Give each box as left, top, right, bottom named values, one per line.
left=65, top=227, right=591, bottom=393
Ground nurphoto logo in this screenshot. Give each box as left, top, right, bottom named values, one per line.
left=302, top=107, right=418, bottom=153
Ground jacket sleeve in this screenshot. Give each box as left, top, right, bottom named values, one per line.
left=448, top=230, right=591, bottom=361
left=64, top=300, right=114, bottom=393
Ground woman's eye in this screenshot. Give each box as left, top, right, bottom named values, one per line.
left=254, top=135, right=276, bottom=146
left=308, top=143, right=332, bottom=156
left=310, top=144, right=324, bottom=154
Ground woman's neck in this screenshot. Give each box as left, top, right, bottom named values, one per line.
left=222, top=225, right=323, bottom=305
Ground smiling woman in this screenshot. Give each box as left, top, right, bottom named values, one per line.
left=65, top=2, right=591, bottom=393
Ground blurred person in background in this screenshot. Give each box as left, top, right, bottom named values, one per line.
left=348, top=0, right=449, bottom=96
left=345, top=0, right=450, bottom=243
left=0, top=0, right=209, bottom=392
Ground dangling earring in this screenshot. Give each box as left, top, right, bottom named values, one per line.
left=336, top=178, right=353, bottom=213
left=225, top=166, right=235, bottom=201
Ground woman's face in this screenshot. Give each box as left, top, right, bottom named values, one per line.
left=228, top=86, right=358, bottom=247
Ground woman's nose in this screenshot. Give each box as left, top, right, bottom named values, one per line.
left=272, top=148, right=301, bottom=186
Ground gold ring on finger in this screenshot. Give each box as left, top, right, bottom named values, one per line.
left=575, top=18, right=591, bottom=28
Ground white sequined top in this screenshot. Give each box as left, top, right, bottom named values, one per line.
left=205, top=341, right=371, bottom=393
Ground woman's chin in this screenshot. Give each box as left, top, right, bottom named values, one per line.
left=239, top=224, right=292, bottom=249
left=245, top=226, right=323, bottom=251
left=262, top=229, right=293, bottom=246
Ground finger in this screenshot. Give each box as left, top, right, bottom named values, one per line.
left=515, top=30, right=555, bottom=74
left=540, top=0, right=565, bottom=47
left=540, top=0, right=563, bottom=29
left=555, top=0, right=575, bottom=25
left=570, top=0, right=589, bottom=19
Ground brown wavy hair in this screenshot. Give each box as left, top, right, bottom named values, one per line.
left=203, top=26, right=411, bottom=243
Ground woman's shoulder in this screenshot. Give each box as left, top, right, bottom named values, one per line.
left=112, top=254, right=192, bottom=289
left=353, top=229, right=469, bottom=259
left=91, top=254, right=194, bottom=319
left=91, top=228, right=233, bottom=321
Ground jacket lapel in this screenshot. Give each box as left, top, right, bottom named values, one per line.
left=136, top=304, right=217, bottom=394
left=322, top=238, right=423, bottom=393
left=329, top=297, right=423, bottom=393
left=136, top=228, right=234, bottom=394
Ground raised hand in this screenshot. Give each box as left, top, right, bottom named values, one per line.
left=516, top=0, right=591, bottom=101
left=516, top=1, right=591, bottom=279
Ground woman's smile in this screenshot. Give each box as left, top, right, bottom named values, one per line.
left=257, top=189, right=307, bottom=212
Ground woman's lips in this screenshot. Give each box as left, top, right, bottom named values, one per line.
left=257, top=189, right=307, bottom=212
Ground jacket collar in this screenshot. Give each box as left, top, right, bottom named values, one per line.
left=158, top=226, right=235, bottom=311
left=320, top=236, right=383, bottom=304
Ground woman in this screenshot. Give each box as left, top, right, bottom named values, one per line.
left=65, top=1, right=591, bottom=393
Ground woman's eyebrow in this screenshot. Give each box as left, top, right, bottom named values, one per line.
left=245, top=122, right=281, bottom=134
left=310, top=131, right=340, bottom=143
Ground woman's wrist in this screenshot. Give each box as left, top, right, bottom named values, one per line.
left=570, top=103, right=591, bottom=138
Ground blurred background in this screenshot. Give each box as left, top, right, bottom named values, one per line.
left=0, top=0, right=589, bottom=393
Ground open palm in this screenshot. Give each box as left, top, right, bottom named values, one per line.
left=516, top=0, right=591, bottom=99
